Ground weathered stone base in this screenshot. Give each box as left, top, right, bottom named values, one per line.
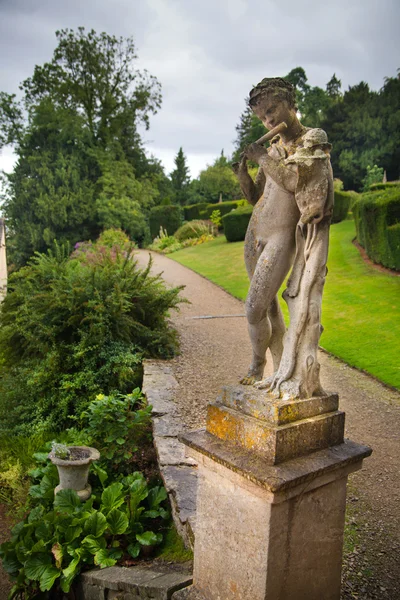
left=207, top=385, right=345, bottom=464
left=179, top=430, right=371, bottom=600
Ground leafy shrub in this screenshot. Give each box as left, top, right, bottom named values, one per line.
left=183, top=203, right=209, bottom=221
left=332, top=190, right=353, bottom=223
left=353, top=187, right=400, bottom=270
left=175, top=220, right=212, bottom=242
left=0, top=233, right=183, bottom=434
left=0, top=388, right=169, bottom=597
left=0, top=475, right=168, bottom=597
left=210, top=210, right=222, bottom=230
left=80, top=390, right=152, bottom=475
left=362, top=164, right=384, bottom=191
left=149, top=205, right=182, bottom=239
left=222, top=205, right=253, bottom=242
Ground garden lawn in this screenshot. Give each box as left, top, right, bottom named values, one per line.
left=171, top=220, right=400, bottom=390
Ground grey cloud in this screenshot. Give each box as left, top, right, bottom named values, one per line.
left=0, top=0, right=399, bottom=177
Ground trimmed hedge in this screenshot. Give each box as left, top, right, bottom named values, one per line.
left=183, top=203, right=209, bottom=221
left=200, top=200, right=247, bottom=220
left=353, top=187, right=400, bottom=270
left=369, top=181, right=400, bottom=192
left=149, top=205, right=182, bottom=239
left=184, top=200, right=246, bottom=222
left=222, top=205, right=253, bottom=242
left=332, top=190, right=352, bottom=223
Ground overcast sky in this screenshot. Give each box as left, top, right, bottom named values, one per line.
left=0, top=0, right=399, bottom=179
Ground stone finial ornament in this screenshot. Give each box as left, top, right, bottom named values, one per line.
left=234, top=77, right=334, bottom=399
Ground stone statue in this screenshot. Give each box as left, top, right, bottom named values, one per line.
left=233, top=78, right=333, bottom=399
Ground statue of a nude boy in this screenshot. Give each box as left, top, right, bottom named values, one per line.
left=234, top=78, right=333, bottom=398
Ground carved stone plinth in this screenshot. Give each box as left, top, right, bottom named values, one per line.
left=174, top=385, right=371, bottom=600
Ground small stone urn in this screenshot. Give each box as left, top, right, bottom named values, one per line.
left=49, top=445, right=100, bottom=502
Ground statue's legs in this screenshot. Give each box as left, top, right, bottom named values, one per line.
left=241, top=241, right=293, bottom=384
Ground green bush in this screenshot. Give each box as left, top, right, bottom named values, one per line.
left=184, top=200, right=246, bottom=222
left=332, top=190, right=352, bottom=223
left=200, top=200, right=247, bottom=221
left=0, top=472, right=168, bottom=597
left=222, top=205, right=253, bottom=242
left=369, top=181, right=400, bottom=192
left=0, top=232, right=183, bottom=434
left=175, top=220, right=212, bottom=242
left=353, top=187, right=400, bottom=270
left=149, top=206, right=182, bottom=239
left=183, top=203, right=209, bottom=221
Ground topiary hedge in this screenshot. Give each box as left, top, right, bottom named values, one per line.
left=368, top=181, right=400, bottom=192
left=184, top=200, right=246, bottom=222
left=332, top=190, right=353, bottom=223
left=353, top=187, right=400, bottom=270
left=222, top=205, right=253, bottom=242
left=183, top=203, right=209, bottom=221
left=149, top=205, right=182, bottom=239
left=200, top=200, right=247, bottom=220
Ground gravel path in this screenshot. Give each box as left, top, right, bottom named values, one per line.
left=137, top=249, right=400, bottom=600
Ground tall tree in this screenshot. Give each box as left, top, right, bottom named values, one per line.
left=0, top=28, right=163, bottom=265
left=170, top=147, right=190, bottom=205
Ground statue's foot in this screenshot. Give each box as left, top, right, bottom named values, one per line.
left=240, top=375, right=259, bottom=385
left=255, top=375, right=273, bottom=390
left=239, top=361, right=265, bottom=386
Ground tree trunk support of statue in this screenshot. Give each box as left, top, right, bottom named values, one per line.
left=172, top=385, right=371, bottom=600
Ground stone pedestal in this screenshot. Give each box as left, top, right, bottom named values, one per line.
left=173, top=385, right=371, bottom=600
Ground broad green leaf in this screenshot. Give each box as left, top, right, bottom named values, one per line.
left=33, top=452, right=49, bottom=463
left=35, top=521, right=53, bottom=541
left=108, top=548, right=123, bottom=560
left=81, top=535, right=106, bottom=555
left=84, top=512, right=107, bottom=538
left=25, top=553, right=52, bottom=580
left=31, top=539, right=46, bottom=554
left=94, top=549, right=117, bottom=568
left=40, top=474, right=56, bottom=499
left=1, top=551, right=21, bottom=575
left=54, top=489, right=81, bottom=513
left=136, top=531, right=162, bottom=546
left=116, top=437, right=125, bottom=445
left=127, top=542, right=140, bottom=558
left=107, top=509, right=129, bottom=535
left=92, top=462, right=108, bottom=487
left=39, top=565, right=60, bottom=591
left=65, top=525, right=83, bottom=544
left=10, top=521, right=25, bottom=539
left=62, top=556, right=80, bottom=581
left=28, top=505, right=45, bottom=524
left=60, top=557, right=80, bottom=594
left=29, top=484, right=43, bottom=498
left=101, top=483, right=124, bottom=513
left=147, top=486, right=167, bottom=509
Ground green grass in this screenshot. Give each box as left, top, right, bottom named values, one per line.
left=171, top=221, right=400, bottom=390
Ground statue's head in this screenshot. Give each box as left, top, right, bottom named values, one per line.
left=248, top=78, right=297, bottom=131
left=248, top=78, right=297, bottom=111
